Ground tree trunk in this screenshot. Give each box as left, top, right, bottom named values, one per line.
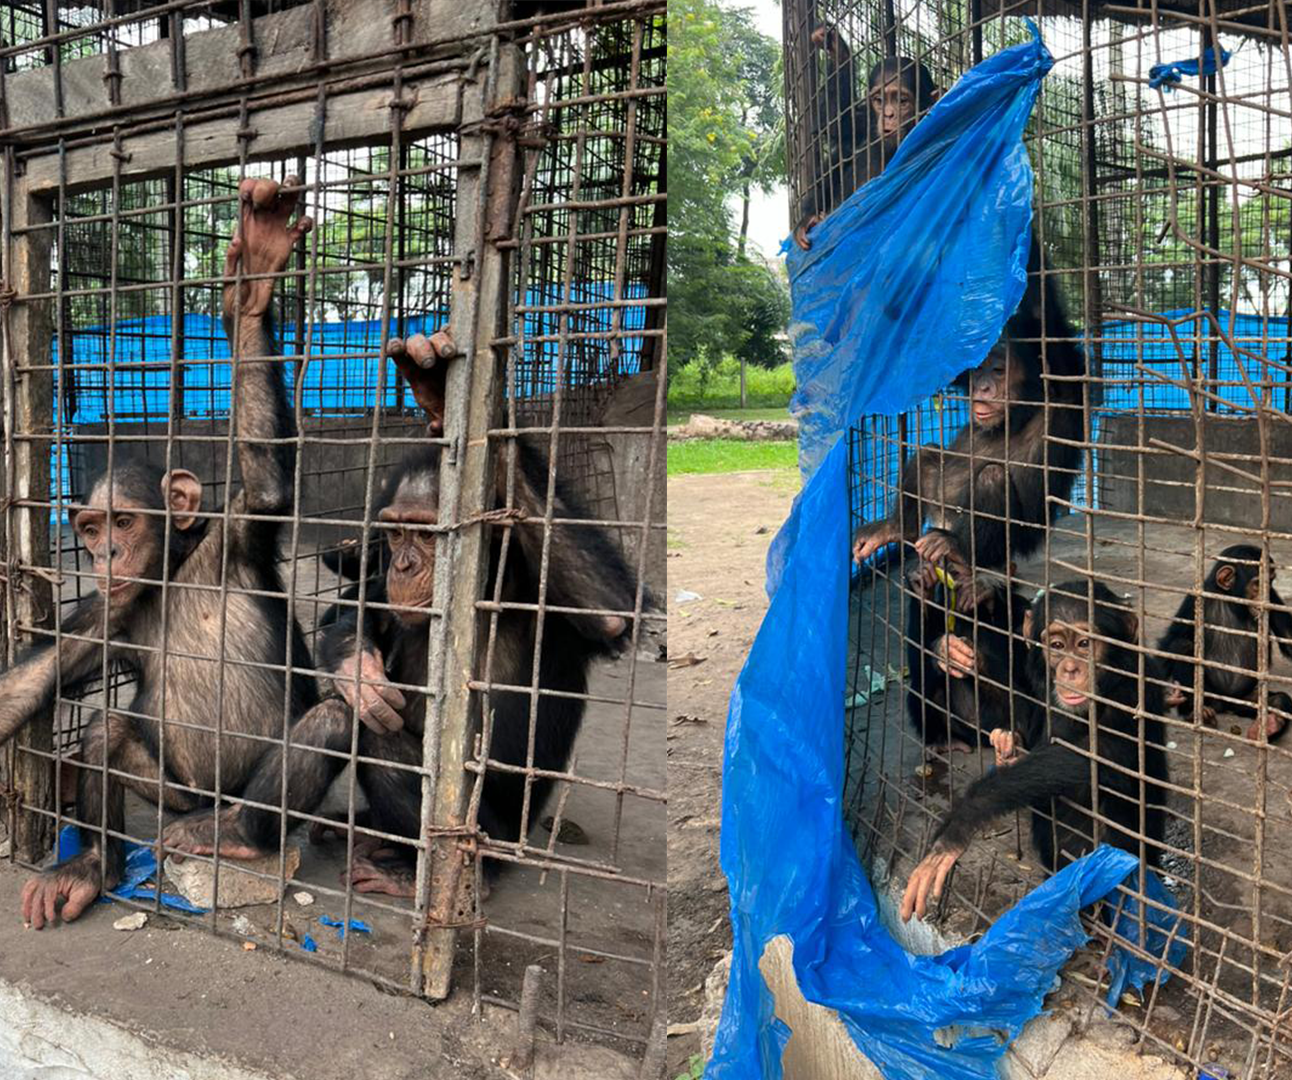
left=738, top=180, right=751, bottom=259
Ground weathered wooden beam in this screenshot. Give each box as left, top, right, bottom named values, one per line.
left=4, top=0, right=495, bottom=136
left=21, top=71, right=463, bottom=195
left=1, top=184, right=55, bottom=865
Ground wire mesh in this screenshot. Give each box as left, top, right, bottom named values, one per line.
left=786, top=0, right=1292, bottom=1074
left=0, top=0, right=665, bottom=1059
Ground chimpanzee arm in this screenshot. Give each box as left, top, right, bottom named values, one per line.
left=933, top=742, right=1089, bottom=852
left=317, top=598, right=386, bottom=676
left=0, top=599, right=120, bottom=747
left=1266, top=588, right=1292, bottom=661
left=506, top=440, right=641, bottom=646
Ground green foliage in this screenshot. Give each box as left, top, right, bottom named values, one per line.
left=673, top=1054, right=707, bottom=1080
left=668, top=358, right=796, bottom=410
left=669, top=0, right=791, bottom=369
left=668, top=438, right=799, bottom=475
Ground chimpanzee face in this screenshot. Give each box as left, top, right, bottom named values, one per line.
left=967, top=346, right=1021, bottom=431
left=380, top=501, right=437, bottom=627
left=870, top=76, right=916, bottom=139
left=1041, top=621, right=1097, bottom=713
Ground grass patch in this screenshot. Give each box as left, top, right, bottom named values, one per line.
left=667, top=406, right=791, bottom=427
left=668, top=439, right=798, bottom=475
left=668, top=358, right=795, bottom=412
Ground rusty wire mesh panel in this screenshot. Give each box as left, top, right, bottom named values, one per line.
left=472, top=8, right=668, bottom=1047
left=786, top=0, right=1292, bottom=1074
left=0, top=0, right=665, bottom=1060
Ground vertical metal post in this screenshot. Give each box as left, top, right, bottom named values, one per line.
left=417, top=41, right=527, bottom=1001
left=1, top=179, right=55, bottom=864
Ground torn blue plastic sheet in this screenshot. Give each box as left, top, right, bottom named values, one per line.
left=780, top=24, right=1048, bottom=485
left=301, top=934, right=318, bottom=953
left=712, top=25, right=1184, bottom=1080
left=56, top=825, right=207, bottom=915
left=1149, top=46, right=1230, bottom=90
left=319, top=915, right=373, bottom=940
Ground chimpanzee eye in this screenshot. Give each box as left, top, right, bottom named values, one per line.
left=82, top=525, right=98, bottom=540
left=1049, top=637, right=1063, bottom=651
left=115, top=515, right=133, bottom=531
left=1077, top=637, right=1090, bottom=651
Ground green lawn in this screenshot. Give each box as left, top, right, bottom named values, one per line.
left=667, top=406, right=792, bottom=427
left=667, top=438, right=798, bottom=475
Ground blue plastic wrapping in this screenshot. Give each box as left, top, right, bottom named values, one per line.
left=1149, top=46, right=1231, bottom=90
left=712, top=27, right=1184, bottom=1080
left=782, top=25, right=1050, bottom=485
left=56, top=824, right=208, bottom=914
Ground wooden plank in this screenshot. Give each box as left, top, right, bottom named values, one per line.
left=4, top=0, right=496, bottom=133
left=2, top=186, right=55, bottom=865
left=22, top=72, right=462, bottom=195
left=417, top=40, right=525, bottom=1001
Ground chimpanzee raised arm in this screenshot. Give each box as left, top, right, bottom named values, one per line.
left=16, top=176, right=319, bottom=928
left=900, top=579, right=1169, bottom=922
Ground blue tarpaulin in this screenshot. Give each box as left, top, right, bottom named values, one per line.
left=711, top=26, right=1185, bottom=1080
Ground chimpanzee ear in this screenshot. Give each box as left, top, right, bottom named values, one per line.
left=1022, top=608, right=1034, bottom=643
left=162, top=469, right=202, bottom=530
left=1216, top=564, right=1235, bottom=592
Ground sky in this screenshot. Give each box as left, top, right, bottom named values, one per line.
left=725, top=0, right=792, bottom=263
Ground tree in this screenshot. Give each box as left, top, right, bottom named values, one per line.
left=669, top=0, right=791, bottom=394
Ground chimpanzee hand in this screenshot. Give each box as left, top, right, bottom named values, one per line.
left=900, top=841, right=964, bottom=922
left=913, top=529, right=956, bottom=566
left=385, top=333, right=457, bottom=435
left=809, top=23, right=843, bottom=57
left=334, top=648, right=406, bottom=733
left=989, top=728, right=1023, bottom=768
left=223, top=176, right=314, bottom=321
left=934, top=634, right=976, bottom=678
left=21, top=851, right=104, bottom=929
left=793, top=212, right=824, bottom=252
left=852, top=521, right=899, bottom=565
left=1247, top=705, right=1291, bottom=743
left=1164, top=682, right=1187, bottom=709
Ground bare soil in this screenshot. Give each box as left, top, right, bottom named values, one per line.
left=665, top=469, right=800, bottom=1075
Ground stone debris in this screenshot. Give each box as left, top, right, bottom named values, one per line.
left=163, top=845, right=301, bottom=909
left=113, top=912, right=148, bottom=931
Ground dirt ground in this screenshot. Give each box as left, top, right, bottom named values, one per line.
left=665, top=469, right=800, bottom=1075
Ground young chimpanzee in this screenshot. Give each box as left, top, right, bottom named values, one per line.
left=4, top=177, right=318, bottom=928
left=793, top=25, right=939, bottom=251
left=851, top=241, right=1086, bottom=612
left=905, top=563, right=1030, bottom=756
left=163, top=349, right=642, bottom=897
left=900, top=580, right=1170, bottom=922
left=1158, top=543, right=1292, bottom=742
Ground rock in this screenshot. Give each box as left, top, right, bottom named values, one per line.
left=293, top=890, right=315, bottom=907
left=668, top=413, right=799, bottom=443
left=163, top=845, right=301, bottom=909
left=113, top=911, right=148, bottom=931
left=231, top=914, right=255, bottom=936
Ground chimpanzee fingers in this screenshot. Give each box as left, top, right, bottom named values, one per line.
left=288, top=215, right=314, bottom=245
left=359, top=689, right=404, bottom=734
left=793, top=226, right=811, bottom=252
left=277, top=174, right=303, bottom=215
left=402, top=333, right=438, bottom=369
left=20, top=877, right=39, bottom=927
left=43, top=881, right=58, bottom=929
left=931, top=853, right=957, bottom=908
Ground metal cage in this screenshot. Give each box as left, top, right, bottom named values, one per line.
left=785, top=0, right=1292, bottom=1075
left=0, top=0, right=665, bottom=1064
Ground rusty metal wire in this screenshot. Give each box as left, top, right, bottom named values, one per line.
left=788, top=0, right=1292, bottom=1075
left=0, top=0, right=665, bottom=1060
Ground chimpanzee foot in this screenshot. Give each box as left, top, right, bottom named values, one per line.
left=223, top=175, right=314, bottom=320
left=21, top=851, right=107, bottom=929
left=1247, top=711, right=1290, bottom=743
left=385, top=334, right=453, bottom=435
left=346, top=845, right=417, bottom=897
left=163, top=808, right=268, bottom=861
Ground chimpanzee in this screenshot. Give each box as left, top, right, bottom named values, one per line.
left=851, top=242, right=1086, bottom=613
left=900, top=579, right=1170, bottom=922
left=6, top=177, right=318, bottom=928
left=162, top=346, right=642, bottom=897
left=905, top=563, right=1030, bottom=756
left=1159, top=544, right=1292, bottom=742
left=793, top=25, right=939, bottom=251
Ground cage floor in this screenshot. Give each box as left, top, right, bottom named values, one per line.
left=74, top=646, right=669, bottom=1043
left=846, top=514, right=1292, bottom=1069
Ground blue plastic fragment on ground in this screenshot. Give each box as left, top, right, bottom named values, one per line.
left=1149, top=46, right=1230, bottom=90
left=300, top=934, right=318, bottom=953
left=712, top=24, right=1186, bottom=1080
left=56, top=825, right=207, bottom=915
left=319, top=915, right=373, bottom=940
